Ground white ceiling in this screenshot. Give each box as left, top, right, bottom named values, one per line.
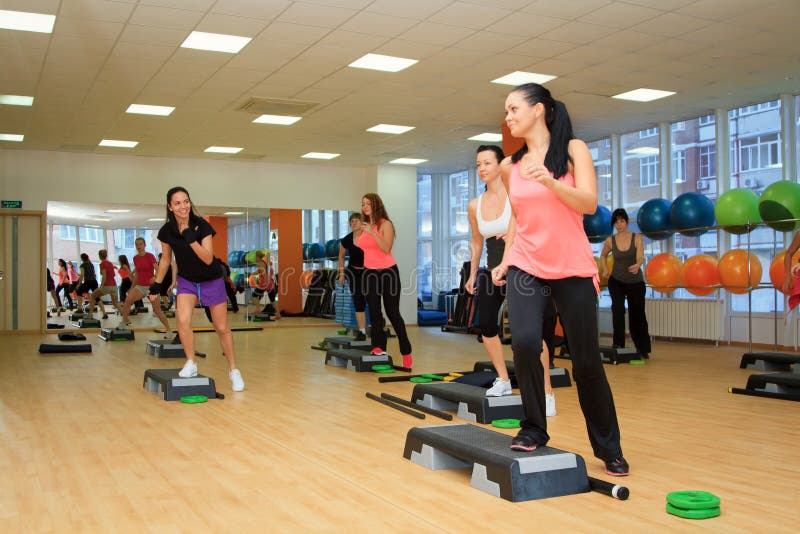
left=1, top=0, right=799, bottom=175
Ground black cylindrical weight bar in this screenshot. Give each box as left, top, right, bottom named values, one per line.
left=380, top=393, right=453, bottom=421
left=365, top=392, right=425, bottom=419
left=588, top=476, right=629, bottom=500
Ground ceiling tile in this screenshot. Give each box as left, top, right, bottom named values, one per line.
left=195, top=12, right=269, bottom=36
left=53, top=16, right=125, bottom=40
left=119, top=24, right=190, bottom=46
left=538, top=21, right=617, bottom=45
left=520, top=0, right=611, bottom=19
left=484, top=11, right=566, bottom=37
left=398, top=22, right=475, bottom=46
left=451, top=30, right=528, bottom=53
left=210, top=0, right=291, bottom=20
left=140, top=0, right=214, bottom=10
left=365, top=0, right=452, bottom=20
left=276, top=2, right=358, bottom=28
left=428, top=1, right=511, bottom=30
left=578, top=2, right=664, bottom=28
left=630, top=12, right=713, bottom=37
left=129, top=4, right=205, bottom=29
left=58, top=0, right=136, bottom=23
left=338, top=11, right=418, bottom=37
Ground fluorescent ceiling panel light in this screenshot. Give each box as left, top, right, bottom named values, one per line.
left=91, top=217, right=111, bottom=222
left=204, top=146, right=243, bottom=154
left=105, top=209, right=130, bottom=213
left=491, top=71, right=556, bottom=86
left=99, top=139, right=138, bottom=148
left=349, top=53, right=418, bottom=72
left=126, top=104, right=174, bottom=116
left=0, top=10, right=56, bottom=33
left=253, top=114, right=302, bottom=125
left=0, top=94, right=34, bottom=106
left=302, top=152, right=340, bottom=160
left=147, top=218, right=165, bottom=222
left=390, top=158, right=427, bottom=165
left=367, top=124, right=415, bottom=135
left=84, top=224, right=101, bottom=228
left=180, top=31, right=251, bottom=54
left=626, top=147, right=660, bottom=155
left=468, top=133, right=502, bottom=142
left=612, top=88, right=676, bottom=102
left=0, top=134, right=24, bottom=142
left=223, top=211, right=244, bottom=216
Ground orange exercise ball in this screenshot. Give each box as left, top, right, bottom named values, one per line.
left=595, top=256, right=613, bottom=287
left=644, top=253, right=683, bottom=293
left=248, top=273, right=258, bottom=288
left=300, top=270, right=314, bottom=290
left=718, top=249, right=762, bottom=294
left=682, top=254, right=720, bottom=296
left=769, top=251, right=800, bottom=294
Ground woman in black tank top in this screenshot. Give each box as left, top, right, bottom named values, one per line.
left=338, top=213, right=367, bottom=341
left=600, top=208, right=651, bottom=358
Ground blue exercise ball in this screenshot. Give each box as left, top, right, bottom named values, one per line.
left=325, top=239, right=338, bottom=258
left=309, top=243, right=325, bottom=260
left=302, top=243, right=310, bottom=261
left=583, top=205, right=612, bottom=243
left=227, top=250, right=239, bottom=267
left=637, top=198, right=674, bottom=240
left=670, top=192, right=715, bottom=236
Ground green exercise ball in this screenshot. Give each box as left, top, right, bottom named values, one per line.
left=715, top=188, right=761, bottom=234
left=759, top=181, right=800, bottom=232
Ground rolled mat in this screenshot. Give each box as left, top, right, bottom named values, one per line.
left=58, top=333, right=86, bottom=341
left=39, top=343, right=92, bottom=354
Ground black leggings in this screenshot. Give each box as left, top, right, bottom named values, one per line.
left=364, top=265, right=411, bottom=355
left=506, top=267, right=622, bottom=461
left=607, top=277, right=651, bottom=354
left=56, top=283, right=74, bottom=309
left=476, top=268, right=505, bottom=338
left=345, top=266, right=366, bottom=312
left=119, top=278, right=132, bottom=302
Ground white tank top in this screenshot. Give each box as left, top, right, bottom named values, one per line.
left=476, top=192, right=511, bottom=238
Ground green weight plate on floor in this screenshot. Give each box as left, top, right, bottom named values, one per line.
left=666, top=503, right=720, bottom=519
left=372, top=364, right=393, bottom=371
left=338, top=330, right=347, bottom=335
left=420, top=374, right=444, bottom=380
left=180, top=395, right=208, bottom=404
left=491, top=418, right=521, bottom=429
left=409, top=377, right=432, bottom=383
left=629, top=359, right=646, bottom=365
left=667, top=491, right=721, bottom=510
left=375, top=368, right=396, bottom=374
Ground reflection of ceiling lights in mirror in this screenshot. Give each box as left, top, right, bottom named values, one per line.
left=0, top=10, right=56, bottom=33
left=180, top=31, right=251, bottom=53
left=626, top=147, right=660, bottom=155
left=367, top=124, right=414, bottom=134
left=126, top=104, right=174, bottom=116
left=205, top=146, right=242, bottom=154
left=612, top=88, right=676, bottom=102
left=390, top=158, right=427, bottom=165
left=147, top=218, right=165, bottom=222
left=0, top=94, right=33, bottom=106
left=348, top=53, right=418, bottom=72
left=223, top=212, right=244, bottom=216
left=105, top=209, right=130, bottom=213
left=468, top=133, right=502, bottom=142
left=99, top=139, right=138, bottom=148
left=491, top=71, right=556, bottom=85
left=0, top=134, right=24, bottom=142
left=302, top=152, right=340, bottom=160
left=252, top=115, right=302, bottom=125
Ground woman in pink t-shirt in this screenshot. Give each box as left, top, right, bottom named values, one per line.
left=490, top=83, right=627, bottom=476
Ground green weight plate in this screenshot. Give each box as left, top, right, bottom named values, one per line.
left=371, top=364, right=393, bottom=371
left=409, top=376, right=432, bottom=383
left=666, top=503, right=720, bottom=519
left=180, top=395, right=208, bottom=404
left=629, top=359, right=646, bottom=365
left=667, top=491, right=721, bottom=510
left=375, top=368, right=395, bottom=374
left=491, top=418, right=521, bottom=429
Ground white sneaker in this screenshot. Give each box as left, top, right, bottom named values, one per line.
left=545, top=393, right=557, bottom=417
left=229, top=369, right=245, bottom=392
left=486, top=378, right=512, bottom=397
left=178, top=359, right=198, bottom=378
left=119, top=320, right=132, bottom=329
left=162, top=330, right=174, bottom=340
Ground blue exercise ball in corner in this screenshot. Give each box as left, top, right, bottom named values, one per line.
left=583, top=205, right=613, bottom=243
left=637, top=198, right=674, bottom=240
left=670, top=192, right=715, bottom=236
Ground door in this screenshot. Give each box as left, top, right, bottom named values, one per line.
left=0, top=210, right=45, bottom=332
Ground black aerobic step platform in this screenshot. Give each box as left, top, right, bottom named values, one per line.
left=745, top=372, right=800, bottom=397
left=472, top=360, right=572, bottom=388
left=143, top=369, right=217, bottom=401
left=557, top=346, right=641, bottom=365
left=324, top=336, right=372, bottom=351
left=404, top=424, right=589, bottom=502
left=739, top=352, right=800, bottom=372
left=410, top=382, right=523, bottom=424
left=325, top=348, right=392, bottom=372
left=98, top=328, right=135, bottom=341
left=145, top=339, right=185, bottom=358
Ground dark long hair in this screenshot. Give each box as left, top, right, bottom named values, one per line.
left=362, top=193, right=391, bottom=225
left=509, top=83, right=574, bottom=179
left=476, top=145, right=504, bottom=163
left=165, top=186, right=201, bottom=229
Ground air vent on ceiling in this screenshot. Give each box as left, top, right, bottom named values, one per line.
left=237, top=97, right=319, bottom=116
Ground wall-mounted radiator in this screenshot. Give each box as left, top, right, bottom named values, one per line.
left=644, top=298, right=725, bottom=341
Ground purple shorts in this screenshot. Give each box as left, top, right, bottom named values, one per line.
left=176, top=276, right=227, bottom=307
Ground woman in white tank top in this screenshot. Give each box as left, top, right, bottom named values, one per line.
left=465, top=146, right=556, bottom=413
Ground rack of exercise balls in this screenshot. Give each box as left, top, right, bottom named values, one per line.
left=227, top=248, right=270, bottom=312
left=582, top=181, right=800, bottom=349
left=301, top=239, right=342, bottom=317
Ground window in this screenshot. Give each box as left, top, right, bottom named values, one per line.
left=671, top=121, right=685, bottom=132
left=699, top=145, right=715, bottom=179
left=59, top=225, right=76, bottom=240
left=737, top=133, right=781, bottom=172
left=79, top=227, right=104, bottom=243
left=588, top=138, right=612, bottom=204
left=418, top=175, right=432, bottom=238
left=417, top=175, right=433, bottom=300
left=698, top=114, right=715, bottom=126
left=640, top=127, right=658, bottom=138
left=640, top=156, right=659, bottom=187
left=672, top=150, right=686, bottom=183
left=448, top=170, right=470, bottom=236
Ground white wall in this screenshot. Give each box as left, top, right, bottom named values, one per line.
left=0, top=149, right=372, bottom=211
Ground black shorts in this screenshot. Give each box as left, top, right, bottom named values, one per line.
left=76, top=280, right=98, bottom=295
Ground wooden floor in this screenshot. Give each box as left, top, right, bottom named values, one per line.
left=2, top=310, right=799, bottom=533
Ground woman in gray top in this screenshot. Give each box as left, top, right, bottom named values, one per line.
left=600, top=209, right=651, bottom=358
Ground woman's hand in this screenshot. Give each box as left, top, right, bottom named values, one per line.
left=360, top=221, right=374, bottom=235
left=627, top=263, right=640, bottom=275
left=464, top=273, right=477, bottom=294
left=521, top=163, right=556, bottom=189
left=338, top=272, right=345, bottom=286
left=491, top=263, right=508, bottom=286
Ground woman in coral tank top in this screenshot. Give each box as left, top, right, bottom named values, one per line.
left=491, top=83, right=628, bottom=476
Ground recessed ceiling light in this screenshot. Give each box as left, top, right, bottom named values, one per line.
left=349, top=53, right=418, bottom=73
left=84, top=224, right=101, bottom=228
left=91, top=217, right=111, bottom=222
left=626, top=147, right=660, bottom=155
left=612, top=88, right=676, bottom=102
left=126, top=104, right=175, bottom=116
left=367, top=124, right=415, bottom=135
left=390, top=158, right=427, bottom=165
left=491, top=71, right=557, bottom=86
left=105, top=209, right=131, bottom=213
left=468, top=133, right=503, bottom=142
left=302, top=152, right=340, bottom=160
left=0, top=94, right=34, bottom=106
left=0, top=9, right=56, bottom=33
left=147, top=218, right=165, bottom=222
left=180, top=31, right=251, bottom=54
left=0, top=133, right=24, bottom=142
left=99, top=139, right=138, bottom=148
left=223, top=211, right=244, bottom=216
left=204, top=146, right=243, bottom=154
left=253, top=114, right=302, bottom=125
